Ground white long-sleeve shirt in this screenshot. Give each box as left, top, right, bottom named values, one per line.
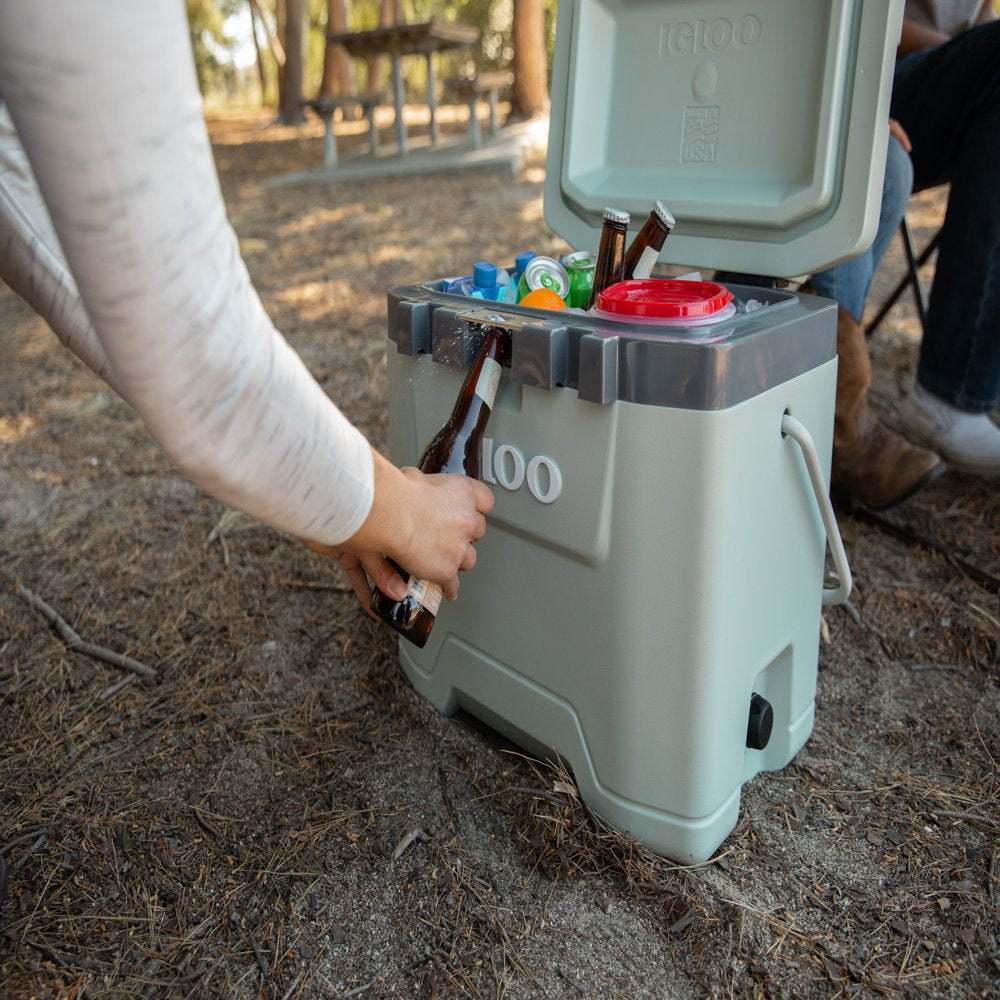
left=0, top=1, right=374, bottom=545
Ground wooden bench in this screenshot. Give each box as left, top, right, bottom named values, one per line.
left=301, top=91, right=385, bottom=167
left=444, top=71, right=512, bottom=148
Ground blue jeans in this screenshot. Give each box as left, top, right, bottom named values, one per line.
left=891, top=20, right=1000, bottom=413
left=809, top=137, right=913, bottom=324
left=813, top=20, right=1000, bottom=413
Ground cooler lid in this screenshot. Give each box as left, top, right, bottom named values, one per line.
left=544, top=0, right=904, bottom=278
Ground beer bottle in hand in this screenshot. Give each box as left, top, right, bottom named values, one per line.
left=371, top=322, right=507, bottom=648
left=585, top=207, right=630, bottom=309
left=623, top=200, right=675, bottom=280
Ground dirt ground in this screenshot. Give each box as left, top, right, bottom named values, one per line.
left=1, top=108, right=998, bottom=1000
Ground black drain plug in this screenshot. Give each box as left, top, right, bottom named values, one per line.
left=746, top=693, right=774, bottom=750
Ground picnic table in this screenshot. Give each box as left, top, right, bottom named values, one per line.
left=327, top=19, right=479, bottom=157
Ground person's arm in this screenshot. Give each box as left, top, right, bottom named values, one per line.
left=0, top=1, right=492, bottom=601
left=897, top=17, right=951, bottom=57
left=897, top=2, right=994, bottom=58
left=0, top=105, right=125, bottom=403
left=974, top=1, right=996, bottom=26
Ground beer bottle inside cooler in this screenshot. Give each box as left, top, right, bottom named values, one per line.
left=370, top=322, right=507, bottom=648
left=623, top=200, right=675, bottom=280
left=585, top=207, right=630, bottom=309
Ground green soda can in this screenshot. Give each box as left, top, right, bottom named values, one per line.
left=516, top=256, right=571, bottom=303
left=560, top=250, right=597, bottom=309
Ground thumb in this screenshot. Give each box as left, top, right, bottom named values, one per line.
left=364, top=554, right=408, bottom=602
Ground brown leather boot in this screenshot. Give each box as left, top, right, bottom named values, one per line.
left=831, top=307, right=945, bottom=509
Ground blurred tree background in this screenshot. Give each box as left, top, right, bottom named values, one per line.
left=186, top=0, right=557, bottom=117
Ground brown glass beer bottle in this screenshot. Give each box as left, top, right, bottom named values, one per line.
left=623, top=200, right=675, bottom=280
left=370, top=322, right=507, bottom=648
left=585, top=207, right=630, bottom=309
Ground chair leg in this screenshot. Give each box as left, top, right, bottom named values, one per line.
left=365, top=104, right=379, bottom=156
left=468, top=98, right=482, bottom=148
left=865, top=220, right=940, bottom=338
left=320, top=111, right=338, bottom=168
left=899, top=220, right=929, bottom=334
left=487, top=91, right=499, bottom=135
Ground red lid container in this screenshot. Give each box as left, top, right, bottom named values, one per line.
left=594, top=279, right=735, bottom=323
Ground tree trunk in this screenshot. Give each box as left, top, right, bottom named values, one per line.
left=366, top=0, right=399, bottom=94
left=247, top=0, right=269, bottom=105
left=510, top=0, right=548, bottom=119
left=248, top=0, right=286, bottom=67
left=279, top=0, right=306, bottom=124
left=321, top=0, right=353, bottom=99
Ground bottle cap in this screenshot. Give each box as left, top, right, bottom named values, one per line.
left=594, top=279, right=734, bottom=320
left=473, top=261, right=498, bottom=286
left=652, top=200, right=676, bottom=230
left=514, top=250, right=537, bottom=276
left=602, top=207, right=630, bottom=226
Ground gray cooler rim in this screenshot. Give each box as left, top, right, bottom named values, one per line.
left=387, top=280, right=836, bottom=410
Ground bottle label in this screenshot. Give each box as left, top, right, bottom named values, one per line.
left=632, top=245, right=661, bottom=280
left=474, top=357, right=502, bottom=409
left=407, top=576, right=442, bottom=616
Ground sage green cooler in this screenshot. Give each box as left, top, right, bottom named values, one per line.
left=382, top=0, right=902, bottom=864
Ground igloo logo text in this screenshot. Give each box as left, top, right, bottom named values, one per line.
left=481, top=438, right=562, bottom=504
left=659, top=15, right=762, bottom=56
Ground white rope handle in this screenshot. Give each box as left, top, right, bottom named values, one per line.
left=781, top=413, right=853, bottom=606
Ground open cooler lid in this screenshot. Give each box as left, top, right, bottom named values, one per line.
left=544, top=0, right=904, bottom=279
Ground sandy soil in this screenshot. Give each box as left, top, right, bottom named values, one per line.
left=1, top=108, right=997, bottom=999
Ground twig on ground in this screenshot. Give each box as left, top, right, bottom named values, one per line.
left=205, top=507, right=247, bottom=544
left=25, top=938, right=99, bottom=971
left=0, top=829, right=47, bottom=856
left=989, top=851, right=997, bottom=912
left=17, top=584, right=157, bottom=682
left=247, top=929, right=270, bottom=977
left=849, top=508, right=1000, bottom=592
left=99, top=673, right=136, bottom=702
left=929, top=810, right=1000, bottom=831
left=391, top=826, right=430, bottom=863
left=279, top=578, right=353, bottom=593
left=280, top=973, right=303, bottom=1000
left=10, top=834, right=46, bottom=872
left=343, top=979, right=377, bottom=997
left=509, top=786, right=568, bottom=808
left=438, top=766, right=461, bottom=832
left=968, top=602, right=999, bottom=633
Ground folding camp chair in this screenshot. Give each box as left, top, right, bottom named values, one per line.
left=865, top=217, right=942, bottom=338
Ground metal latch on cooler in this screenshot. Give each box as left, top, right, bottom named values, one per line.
left=455, top=307, right=528, bottom=333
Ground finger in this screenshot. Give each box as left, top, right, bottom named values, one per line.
left=459, top=542, right=478, bottom=573
left=888, top=118, right=912, bottom=153
left=340, top=562, right=375, bottom=611
left=441, top=576, right=459, bottom=602
left=474, top=482, right=495, bottom=514
left=363, top=553, right=408, bottom=603
left=470, top=513, right=487, bottom=541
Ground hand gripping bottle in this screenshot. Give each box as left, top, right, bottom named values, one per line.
left=585, top=207, right=630, bottom=310
left=623, top=200, right=675, bottom=279
left=370, top=322, right=507, bottom=648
